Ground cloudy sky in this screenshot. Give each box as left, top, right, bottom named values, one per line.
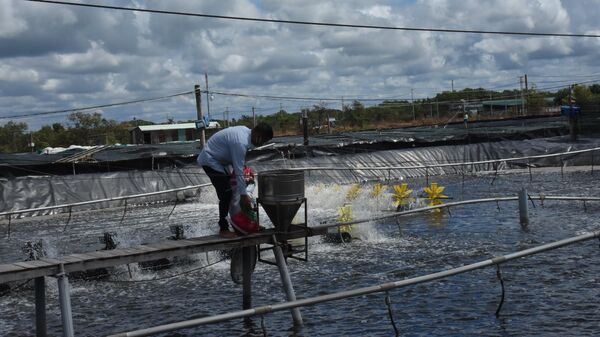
left=1, top=0, right=600, bottom=130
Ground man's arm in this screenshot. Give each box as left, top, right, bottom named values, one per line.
left=231, top=143, right=249, bottom=196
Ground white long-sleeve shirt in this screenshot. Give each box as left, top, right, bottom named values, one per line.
left=197, top=126, right=253, bottom=195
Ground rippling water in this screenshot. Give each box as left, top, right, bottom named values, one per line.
left=1, top=170, right=600, bottom=336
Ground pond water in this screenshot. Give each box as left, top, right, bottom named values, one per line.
left=1, top=170, right=599, bottom=336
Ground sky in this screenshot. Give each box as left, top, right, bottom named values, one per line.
left=1, top=0, right=600, bottom=130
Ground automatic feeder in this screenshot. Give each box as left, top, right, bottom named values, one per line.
left=229, top=169, right=307, bottom=326
left=256, top=169, right=308, bottom=261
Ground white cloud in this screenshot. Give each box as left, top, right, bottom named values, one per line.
left=0, top=2, right=28, bottom=38
left=0, top=0, right=599, bottom=129
left=219, top=54, right=251, bottom=73
left=53, top=41, right=121, bottom=72
left=360, top=5, right=392, bottom=19
left=41, top=79, right=62, bottom=91
left=0, top=64, right=39, bottom=82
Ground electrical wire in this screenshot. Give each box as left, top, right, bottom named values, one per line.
left=206, top=78, right=600, bottom=109
left=2, top=75, right=595, bottom=122
left=0, top=90, right=193, bottom=120
left=25, top=0, right=600, bottom=38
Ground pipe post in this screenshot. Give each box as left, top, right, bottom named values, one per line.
left=518, top=188, right=529, bottom=227
left=194, top=84, right=206, bottom=148
left=34, top=277, right=47, bottom=337
left=242, top=246, right=253, bottom=310
left=302, top=110, right=309, bottom=146
left=56, top=264, right=74, bottom=337
left=272, top=235, right=303, bottom=326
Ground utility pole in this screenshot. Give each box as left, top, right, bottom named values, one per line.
left=451, top=80, right=454, bottom=92
left=205, top=73, right=211, bottom=121
left=225, top=107, right=229, bottom=127
left=194, top=84, right=205, bottom=147
left=302, top=110, right=309, bottom=146
left=519, top=76, right=525, bottom=116
left=569, top=84, right=579, bottom=142
left=29, top=131, right=34, bottom=153
left=429, top=103, right=433, bottom=119
left=411, top=88, right=415, bottom=121
left=252, top=106, right=256, bottom=127
left=524, top=74, right=528, bottom=116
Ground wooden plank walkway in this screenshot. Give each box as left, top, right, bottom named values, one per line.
left=0, top=227, right=327, bottom=283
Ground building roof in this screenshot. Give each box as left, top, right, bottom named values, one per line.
left=482, top=98, right=524, bottom=106
left=481, top=97, right=555, bottom=107
left=136, top=122, right=220, bottom=132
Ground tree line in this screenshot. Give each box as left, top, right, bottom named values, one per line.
left=2, top=85, right=600, bottom=153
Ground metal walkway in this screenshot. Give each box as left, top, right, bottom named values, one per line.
left=0, top=227, right=325, bottom=284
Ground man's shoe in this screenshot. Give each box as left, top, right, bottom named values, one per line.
left=219, top=230, right=237, bottom=239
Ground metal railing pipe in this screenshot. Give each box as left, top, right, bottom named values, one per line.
left=286, top=147, right=600, bottom=173
left=315, top=195, right=600, bottom=230
left=4, top=147, right=599, bottom=219
left=107, top=229, right=600, bottom=337
left=0, top=183, right=211, bottom=218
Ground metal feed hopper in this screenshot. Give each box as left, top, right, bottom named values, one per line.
left=257, top=169, right=308, bottom=261
left=258, top=169, right=305, bottom=232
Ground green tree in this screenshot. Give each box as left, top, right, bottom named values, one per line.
left=0, top=121, right=28, bottom=153
left=526, top=90, right=547, bottom=115
left=554, top=88, right=570, bottom=105
left=573, top=85, right=593, bottom=104
left=33, top=125, right=56, bottom=150
left=340, top=100, right=364, bottom=128
left=589, top=84, right=600, bottom=95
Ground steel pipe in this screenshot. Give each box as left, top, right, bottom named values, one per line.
left=107, top=230, right=600, bottom=337
left=57, top=264, right=74, bottom=337
left=0, top=183, right=211, bottom=217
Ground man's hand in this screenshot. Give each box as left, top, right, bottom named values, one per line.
left=240, top=194, right=253, bottom=212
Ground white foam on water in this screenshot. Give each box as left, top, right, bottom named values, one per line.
left=302, top=182, right=410, bottom=243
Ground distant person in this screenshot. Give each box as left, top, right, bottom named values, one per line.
left=463, top=113, right=469, bottom=129
left=197, top=123, right=273, bottom=238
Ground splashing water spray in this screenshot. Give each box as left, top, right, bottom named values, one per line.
left=392, top=183, right=414, bottom=212
left=371, top=182, right=386, bottom=209
left=423, top=182, right=449, bottom=211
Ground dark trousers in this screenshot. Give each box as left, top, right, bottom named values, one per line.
left=202, top=166, right=232, bottom=231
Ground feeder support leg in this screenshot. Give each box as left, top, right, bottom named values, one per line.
left=35, top=277, right=47, bottom=337
left=242, top=246, right=253, bottom=310
left=272, top=235, right=303, bottom=326
left=57, top=264, right=74, bottom=337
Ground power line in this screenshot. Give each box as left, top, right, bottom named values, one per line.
left=0, top=90, right=193, bottom=120
left=26, top=0, right=600, bottom=38
left=369, top=78, right=600, bottom=108
left=209, top=89, right=407, bottom=102
left=3, top=78, right=598, bottom=122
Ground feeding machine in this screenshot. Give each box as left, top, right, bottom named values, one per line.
left=256, top=169, right=308, bottom=262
